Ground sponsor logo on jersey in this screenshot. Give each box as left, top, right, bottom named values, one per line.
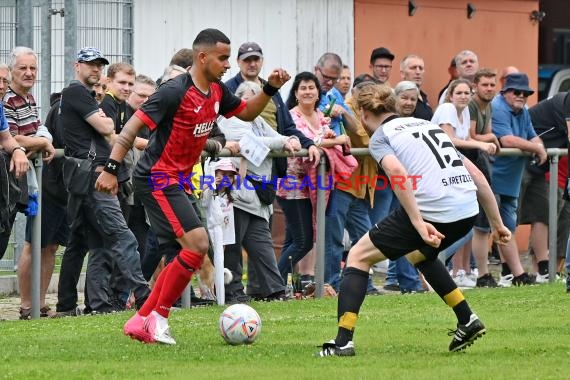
left=194, top=121, right=214, bottom=137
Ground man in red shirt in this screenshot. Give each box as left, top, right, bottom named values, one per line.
left=96, top=28, right=293, bottom=345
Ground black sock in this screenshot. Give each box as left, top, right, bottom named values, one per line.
left=416, top=259, right=472, bottom=325
left=335, top=267, right=368, bottom=346
left=501, top=263, right=511, bottom=277
left=537, top=260, right=549, bottom=275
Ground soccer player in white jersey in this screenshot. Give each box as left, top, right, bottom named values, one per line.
left=318, top=83, right=511, bottom=356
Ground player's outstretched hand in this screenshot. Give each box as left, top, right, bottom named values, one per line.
left=266, top=68, right=291, bottom=89
left=95, top=171, right=119, bottom=195
left=491, top=225, right=511, bottom=246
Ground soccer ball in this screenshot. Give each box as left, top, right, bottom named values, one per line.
left=219, top=303, right=262, bottom=345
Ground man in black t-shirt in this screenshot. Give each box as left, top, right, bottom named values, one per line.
left=60, top=47, right=149, bottom=314
left=527, top=92, right=570, bottom=286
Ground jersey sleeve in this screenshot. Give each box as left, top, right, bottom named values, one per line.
left=368, top=128, right=394, bottom=164
left=217, top=81, right=246, bottom=118
left=136, top=77, right=183, bottom=131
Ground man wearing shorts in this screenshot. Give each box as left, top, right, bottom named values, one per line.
left=318, top=83, right=511, bottom=356
left=491, top=73, right=548, bottom=286
left=96, top=28, right=293, bottom=345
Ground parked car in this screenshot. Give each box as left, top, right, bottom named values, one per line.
left=538, top=64, right=570, bottom=100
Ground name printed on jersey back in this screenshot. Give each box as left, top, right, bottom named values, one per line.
left=442, top=173, right=473, bottom=187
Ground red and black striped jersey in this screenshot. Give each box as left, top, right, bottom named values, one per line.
left=134, top=73, right=245, bottom=183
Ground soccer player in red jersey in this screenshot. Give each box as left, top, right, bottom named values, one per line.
left=96, top=28, right=301, bottom=344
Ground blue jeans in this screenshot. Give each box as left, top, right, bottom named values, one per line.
left=277, top=197, right=313, bottom=282
left=325, top=189, right=372, bottom=290
left=385, top=257, right=423, bottom=291
left=495, top=194, right=518, bottom=232
left=368, top=183, right=397, bottom=225
left=438, top=229, right=474, bottom=264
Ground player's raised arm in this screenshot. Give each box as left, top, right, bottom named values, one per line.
left=235, top=68, right=291, bottom=121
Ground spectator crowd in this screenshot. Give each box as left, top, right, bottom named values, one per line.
left=1, top=33, right=569, bottom=324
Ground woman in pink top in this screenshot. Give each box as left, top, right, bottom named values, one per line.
left=276, top=71, right=351, bottom=283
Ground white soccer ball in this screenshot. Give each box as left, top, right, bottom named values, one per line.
left=219, top=303, right=262, bottom=345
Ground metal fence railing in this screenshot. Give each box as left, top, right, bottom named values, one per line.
left=6, top=147, right=568, bottom=317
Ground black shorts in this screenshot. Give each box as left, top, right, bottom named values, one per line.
left=518, top=171, right=549, bottom=225
left=25, top=192, right=70, bottom=247
left=369, top=206, right=476, bottom=261
left=134, top=177, right=203, bottom=245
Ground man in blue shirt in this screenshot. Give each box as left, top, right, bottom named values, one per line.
left=314, top=52, right=358, bottom=136
left=491, top=73, right=547, bottom=286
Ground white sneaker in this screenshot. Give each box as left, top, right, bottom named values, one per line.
left=147, top=311, right=176, bottom=345
left=497, top=274, right=514, bottom=288
left=468, top=268, right=479, bottom=282
left=535, top=273, right=550, bottom=284
left=453, top=270, right=476, bottom=288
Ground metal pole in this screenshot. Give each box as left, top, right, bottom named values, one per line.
left=15, top=0, right=33, bottom=48
left=314, top=152, right=327, bottom=298
left=181, top=285, right=191, bottom=308
left=40, top=1, right=51, bottom=120
left=31, top=155, right=43, bottom=319
left=64, top=0, right=77, bottom=85
left=122, top=0, right=133, bottom=63
left=548, top=151, right=559, bottom=283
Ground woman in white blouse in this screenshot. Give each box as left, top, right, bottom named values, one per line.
left=432, top=79, right=496, bottom=155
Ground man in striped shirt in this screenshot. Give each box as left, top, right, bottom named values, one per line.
left=3, top=47, right=56, bottom=319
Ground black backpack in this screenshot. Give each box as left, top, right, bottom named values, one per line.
left=0, top=151, right=28, bottom=234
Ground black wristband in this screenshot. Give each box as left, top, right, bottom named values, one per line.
left=103, top=158, right=121, bottom=176
left=262, top=82, right=279, bottom=97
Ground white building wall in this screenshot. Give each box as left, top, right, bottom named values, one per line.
left=132, top=0, right=353, bottom=95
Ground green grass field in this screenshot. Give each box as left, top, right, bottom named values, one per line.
left=0, top=284, right=568, bottom=380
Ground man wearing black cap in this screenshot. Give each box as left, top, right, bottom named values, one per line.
left=225, top=41, right=317, bottom=164
left=224, top=42, right=319, bottom=303
left=490, top=72, right=547, bottom=287
left=369, top=47, right=395, bottom=85
left=58, top=46, right=150, bottom=314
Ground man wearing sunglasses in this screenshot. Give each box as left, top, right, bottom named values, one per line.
left=490, top=72, right=547, bottom=287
